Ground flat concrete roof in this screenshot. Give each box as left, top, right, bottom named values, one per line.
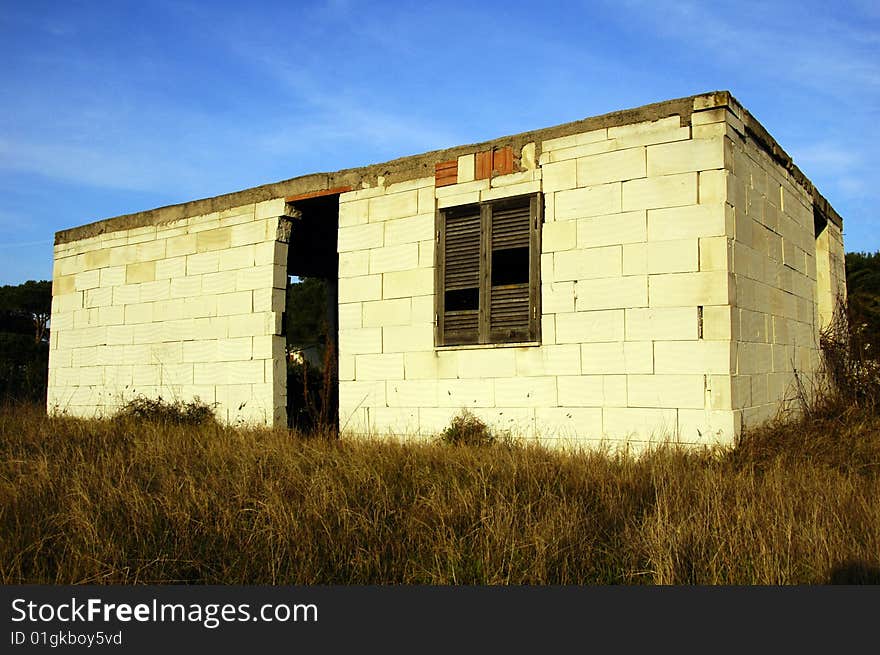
left=55, top=90, right=842, bottom=245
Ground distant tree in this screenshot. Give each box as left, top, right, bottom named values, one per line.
left=845, top=252, right=880, bottom=350
left=0, top=279, right=52, bottom=344
left=286, top=277, right=328, bottom=349
left=0, top=279, right=51, bottom=402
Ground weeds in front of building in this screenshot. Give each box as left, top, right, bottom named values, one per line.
left=1, top=308, right=878, bottom=585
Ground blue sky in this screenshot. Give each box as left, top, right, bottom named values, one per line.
left=1, top=0, right=878, bottom=285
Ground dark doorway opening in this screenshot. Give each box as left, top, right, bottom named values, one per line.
left=285, top=193, right=339, bottom=435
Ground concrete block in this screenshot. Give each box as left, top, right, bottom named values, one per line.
left=369, top=191, right=419, bottom=222
left=170, top=275, right=201, bottom=299
left=383, top=268, right=433, bottom=299
left=577, top=147, right=647, bottom=186
left=542, top=221, right=577, bottom=253
left=750, top=374, right=769, bottom=406
left=230, top=220, right=270, bottom=247
left=541, top=314, right=556, bottom=344
left=182, top=340, right=217, bottom=363
left=535, top=407, right=603, bottom=440
left=84, top=248, right=111, bottom=269
left=228, top=312, right=276, bottom=338
left=627, top=374, right=706, bottom=409
left=542, top=281, right=575, bottom=314
left=647, top=202, right=728, bottom=241
left=437, top=190, right=481, bottom=209
left=75, top=269, right=101, bottom=291
left=84, top=287, right=112, bottom=309
left=481, top=179, right=541, bottom=202
left=699, top=236, right=730, bottom=271
left=197, top=227, right=232, bottom=252
left=494, top=376, right=557, bottom=407
left=105, top=324, right=133, bottom=345
left=227, top=360, right=265, bottom=384
left=152, top=256, right=186, bottom=280
left=557, top=375, right=605, bottom=406
left=252, top=287, right=286, bottom=312
left=403, top=351, right=439, bottom=380
left=236, top=264, right=283, bottom=291
left=542, top=160, right=577, bottom=193
left=654, top=341, right=732, bottom=374
left=623, top=173, right=697, bottom=211
left=699, top=169, right=728, bottom=205
left=542, top=128, right=607, bottom=151
left=385, top=213, right=434, bottom=246
left=647, top=137, right=724, bottom=176
left=186, top=251, right=221, bottom=276
left=124, top=262, right=155, bottom=285
left=166, top=234, right=198, bottom=258
left=382, top=323, right=434, bottom=353
left=555, top=183, right=621, bottom=220
left=442, top=348, right=510, bottom=379
left=457, top=154, right=475, bottom=183
left=515, top=344, right=581, bottom=376
left=369, top=242, right=420, bottom=274
left=123, top=302, right=153, bottom=325
left=356, top=353, right=404, bottom=380
left=338, top=327, right=382, bottom=355
left=581, top=341, right=653, bottom=374
left=362, top=298, right=412, bottom=327
left=52, top=274, right=76, bottom=297
left=338, top=302, right=363, bottom=329
left=608, top=116, right=689, bottom=147
left=216, top=291, right=252, bottom=316
left=574, top=276, right=648, bottom=311
left=540, top=140, right=616, bottom=164
left=649, top=271, right=732, bottom=307
left=217, top=336, right=253, bottom=362
left=576, top=210, right=647, bottom=249
left=339, top=251, right=370, bottom=278
left=602, top=407, right=678, bottom=439
left=255, top=199, right=285, bottom=220
left=418, top=186, right=435, bottom=215
left=647, top=239, right=699, bottom=274
left=219, top=245, right=256, bottom=271
left=411, top=295, right=433, bottom=324
left=555, top=309, right=624, bottom=343
left=134, top=240, right=166, bottom=263
left=338, top=223, right=384, bottom=253
left=622, top=243, right=647, bottom=276
left=554, top=245, right=621, bottom=281
left=625, top=307, right=699, bottom=341
left=201, top=271, right=237, bottom=295
left=417, top=240, right=434, bottom=269
left=677, top=409, right=739, bottom=444
left=338, top=198, right=369, bottom=227
left=386, top=379, right=439, bottom=407
left=339, top=274, right=382, bottom=303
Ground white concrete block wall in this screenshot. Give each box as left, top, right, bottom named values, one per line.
left=48, top=199, right=289, bottom=427
left=338, top=106, right=739, bottom=448
left=722, top=104, right=844, bottom=429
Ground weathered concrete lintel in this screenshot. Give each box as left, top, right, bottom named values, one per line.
left=55, top=90, right=842, bottom=244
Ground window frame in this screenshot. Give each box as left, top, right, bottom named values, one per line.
left=435, top=192, right=542, bottom=347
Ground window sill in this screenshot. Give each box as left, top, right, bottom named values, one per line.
left=435, top=341, right=541, bottom=352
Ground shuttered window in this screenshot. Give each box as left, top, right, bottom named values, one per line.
left=436, top=193, right=541, bottom=346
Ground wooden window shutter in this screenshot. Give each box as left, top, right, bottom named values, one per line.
left=438, top=193, right=541, bottom=346
left=438, top=204, right=481, bottom=345
left=486, top=195, right=540, bottom=343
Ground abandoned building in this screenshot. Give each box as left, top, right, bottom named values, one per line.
left=47, top=91, right=846, bottom=447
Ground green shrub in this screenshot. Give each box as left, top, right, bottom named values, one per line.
left=114, top=396, right=217, bottom=426
left=438, top=409, right=495, bottom=447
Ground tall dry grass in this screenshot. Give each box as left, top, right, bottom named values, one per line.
left=1, top=395, right=878, bottom=584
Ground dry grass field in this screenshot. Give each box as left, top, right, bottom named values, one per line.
left=2, top=388, right=878, bottom=585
